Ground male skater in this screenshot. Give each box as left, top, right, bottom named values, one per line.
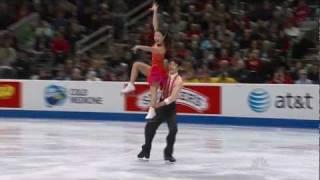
left=138, top=59, right=183, bottom=162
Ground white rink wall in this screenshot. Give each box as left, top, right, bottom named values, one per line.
left=0, top=80, right=318, bottom=128
left=222, top=84, right=319, bottom=120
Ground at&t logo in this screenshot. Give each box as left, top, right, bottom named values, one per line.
left=248, top=89, right=271, bottom=113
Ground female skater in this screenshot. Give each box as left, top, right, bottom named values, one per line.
left=121, top=3, right=168, bottom=119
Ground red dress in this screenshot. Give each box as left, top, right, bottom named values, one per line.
left=147, top=46, right=168, bottom=87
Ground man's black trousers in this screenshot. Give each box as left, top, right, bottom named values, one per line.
left=142, top=102, right=177, bottom=156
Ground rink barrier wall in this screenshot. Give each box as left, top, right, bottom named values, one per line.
left=0, top=80, right=319, bottom=129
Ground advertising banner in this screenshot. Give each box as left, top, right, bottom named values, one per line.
left=22, top=81, right=124, bottom=112
left=222, top=84, right=319, bottom=120
left=125, top=84, right=221, bottom=115
left=0, top=81, right=22, bottom=108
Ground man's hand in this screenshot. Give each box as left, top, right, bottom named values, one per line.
left=155, top=103, right=161, bottom=109
left=155, top=101, right=167, bottom=109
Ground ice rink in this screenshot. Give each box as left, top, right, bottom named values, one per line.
left=0, top=119, right=318, bottom=180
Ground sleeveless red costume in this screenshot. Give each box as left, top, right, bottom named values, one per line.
left=147, top=45, right=168, bottom=87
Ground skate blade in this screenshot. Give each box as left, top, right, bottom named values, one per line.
left=138, top=157, right=149, bottom=161
left=164, top=160, right=176, bottom=164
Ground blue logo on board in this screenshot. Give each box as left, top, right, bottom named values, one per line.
left=248, top=89, right=271, bottom=113
left=45, top=85, right=67, bottom=107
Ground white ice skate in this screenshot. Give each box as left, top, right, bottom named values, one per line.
left=145, top=107, right=156, bottom=119
left=121, top=83, right=135, bottom=94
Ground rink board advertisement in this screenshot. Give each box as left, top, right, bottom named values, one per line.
left=0, top=80, right=318, bottom=128
left=22, top=81, right=124, bottom=112
left=125, top=84, right=221, bottom=115
left=0, top=81, right=22, bottom=108
left=222, top=84, right=319, bottom=120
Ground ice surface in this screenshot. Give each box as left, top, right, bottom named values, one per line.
left=0, top=119, right=318, bottom=180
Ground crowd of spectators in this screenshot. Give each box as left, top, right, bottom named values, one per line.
left=0, top=0, right=122, bottom=80
left=130, top=0, right=319, bottom=84
left=0, top=0, right=318, bottom=84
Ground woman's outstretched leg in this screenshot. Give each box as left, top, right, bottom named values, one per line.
left=122, top=62, right=150, bottom=94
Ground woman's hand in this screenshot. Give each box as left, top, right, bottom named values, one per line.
left=131, top=45, right=140, bottom=53
left=150, top=3, right=158, bottom=11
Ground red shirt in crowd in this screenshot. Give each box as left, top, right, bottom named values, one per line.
left=270, top=73, right=293, bottom=84
left=245, top=58, right=262, bottom=72
left=294, top=3, right=310, bottom=24
left=186, top=30, right=201, bottom=39
left=51, top=37, right=70, bottom=54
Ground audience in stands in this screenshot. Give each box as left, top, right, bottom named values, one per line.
left=0, top=0, right=317, bottom=84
